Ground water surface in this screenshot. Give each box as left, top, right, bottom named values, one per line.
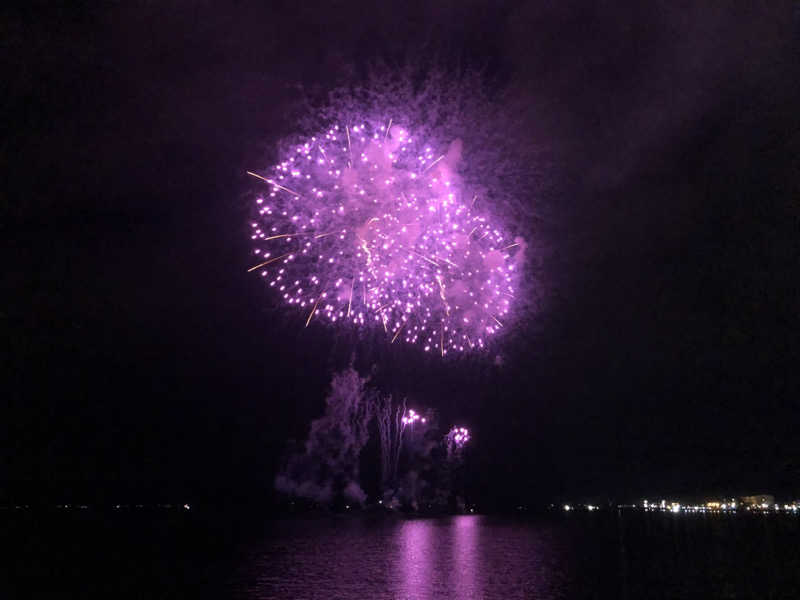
left=8, top=511, right=800, bottom=599
left=232, top=513, right=800, bottom=599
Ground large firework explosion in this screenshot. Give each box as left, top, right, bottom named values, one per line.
left=248, top=118, right=523, bottom=355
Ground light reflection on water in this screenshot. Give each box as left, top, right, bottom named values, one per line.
left=398, top=519, right=433, bottom=598
left=10, top=510, right=800, bottom=598
left=236, top=515, right=570, bottom=599
left=451, top=516, right=478, bottom=597
left=398, top=517, right=481, bottom=598
left=233, top=513, right=800, bottom=599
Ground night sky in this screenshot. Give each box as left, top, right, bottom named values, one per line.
left=5, top=2, right=799, bottom=508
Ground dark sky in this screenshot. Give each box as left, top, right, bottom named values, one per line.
left=5, top=1, right=799, bottom=507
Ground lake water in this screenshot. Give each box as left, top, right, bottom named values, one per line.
left=7, top=510, right=800, bottom=598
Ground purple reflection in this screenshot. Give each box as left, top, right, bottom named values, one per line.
left=398, top=520, right=434, bottom=598
left=238, top=516, right=575, bottom=598
left=451, top=516, right=479, bottom=598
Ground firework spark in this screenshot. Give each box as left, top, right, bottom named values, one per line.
left=249, top=120, right=521, bottom=355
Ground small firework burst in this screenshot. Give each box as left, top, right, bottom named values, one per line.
left=401, top=408, right=426, bottom=426
left=449, top=426, right=471, bottom=448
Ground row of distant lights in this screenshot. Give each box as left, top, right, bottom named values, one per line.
left=3, top=504, right=192, bottom=511
left=641, top=499, right=800, bottom=513
left=562, top=500, right=800, bottom=513
left=563, top=504, right=598, bottom=511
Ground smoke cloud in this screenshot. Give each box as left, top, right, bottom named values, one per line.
left=275, top=367, right=373, bottom=506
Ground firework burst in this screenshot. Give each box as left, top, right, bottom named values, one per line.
left=447, top=426, right=471, bottom=448
left=401, top=408, right=426, bottom=426
left=249, top=119, right=522, bottom=355
left=445, top=426, right=471, bottom=462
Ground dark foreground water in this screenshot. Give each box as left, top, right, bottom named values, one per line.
left=6, top=510, right=800, bottom=599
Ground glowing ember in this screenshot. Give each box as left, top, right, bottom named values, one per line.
left=249, top=119, right=521, bottom=355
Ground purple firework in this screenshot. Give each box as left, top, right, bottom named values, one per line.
left=248, top=119, right=522, bottom=355
left=449, top=426, right=471, bottom=448
left=445, top=425, right=471, bottom=461
left=401, top=408, right=426, bottom=426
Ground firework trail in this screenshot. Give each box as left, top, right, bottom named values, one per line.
left=249, top=119, right=522, bottom=355
left=375, top=396, right=429, bottom=491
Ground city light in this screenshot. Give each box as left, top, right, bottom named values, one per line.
left=552, top=496, right=800, bottom=516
